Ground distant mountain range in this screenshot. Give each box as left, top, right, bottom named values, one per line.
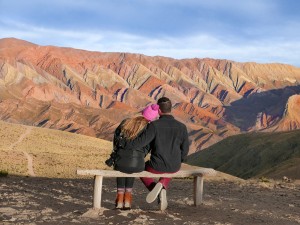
left=1, top=38, right=300, bottom=153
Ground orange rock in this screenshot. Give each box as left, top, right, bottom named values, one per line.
left=1, top=38, right=300, bottom=152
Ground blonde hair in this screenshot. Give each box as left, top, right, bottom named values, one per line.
left=121, top=116, right=149, bottom=140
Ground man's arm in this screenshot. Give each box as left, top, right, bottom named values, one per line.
left=180, top=125, right=189, bottom=162
left=124, top=123, right=156, bottom=150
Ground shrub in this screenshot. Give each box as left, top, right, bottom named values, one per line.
left=0, top=170, right=8, bottom=177
left=259, top=176, right=270, bottom=183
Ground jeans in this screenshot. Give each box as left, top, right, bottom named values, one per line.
left=140, top=164, right=177, bottom=190
left=117, top=177, right=135, bottom=189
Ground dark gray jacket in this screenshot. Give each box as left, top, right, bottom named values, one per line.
left=124, top=115, right=189, bottom=173
left=112, top=120, right=149, bottom=173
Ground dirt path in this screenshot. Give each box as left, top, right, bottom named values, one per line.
left=22, top=150, right=35, bottom=177
left=9, top=126, right=33, bottom=149
left=9, top=126, right=35, bottom=177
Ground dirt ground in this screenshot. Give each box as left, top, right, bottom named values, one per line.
left=0, top=176, right=299, bottom=225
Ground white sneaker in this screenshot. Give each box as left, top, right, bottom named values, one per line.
left=146, top=182, right=163, bottom=203
left=159, top=189, right=168, bottom=211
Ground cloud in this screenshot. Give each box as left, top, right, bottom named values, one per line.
left=0, top=19, right=104, bottom=46
left=2, top=18, right=299, bottom=67
left=0, top=0, right=278, bottom=38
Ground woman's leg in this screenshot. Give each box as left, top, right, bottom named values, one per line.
left=124, top=177, right=135, bottom=210
left=117, top=177, right=126, bottom=190
left=125, top=177, right=135, bottom=192
left=116, top=177, right=126, bottom=209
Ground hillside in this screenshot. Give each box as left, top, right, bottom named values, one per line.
left=1, top=38, right=300, bottom=153
left=0, top=120, right=243, bottom=181
left=0, top=120, right=112, bottom=178
left=187, top=130, right=300, bottom=179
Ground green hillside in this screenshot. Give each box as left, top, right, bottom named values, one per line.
left=187, top=130, right=300, bottom=179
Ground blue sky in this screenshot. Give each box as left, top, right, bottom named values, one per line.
left=0, top=0, right=299, bottom=66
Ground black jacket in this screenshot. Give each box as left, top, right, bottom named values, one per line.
left=112, top=120, right=149, bottom=173
left=124, top=115, right=189, bottom=173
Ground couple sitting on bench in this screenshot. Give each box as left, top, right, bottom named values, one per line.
left=105, top=97, right=189, bottom=211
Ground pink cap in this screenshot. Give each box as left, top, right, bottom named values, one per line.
left=142, top=104, right=159, bottom=121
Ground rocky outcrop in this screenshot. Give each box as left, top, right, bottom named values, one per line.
left=269, top=95, right=300, bottom=131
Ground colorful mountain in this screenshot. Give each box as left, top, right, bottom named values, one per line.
left=1, top=38, right=300, bottom=153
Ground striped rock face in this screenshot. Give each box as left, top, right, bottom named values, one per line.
left=1, top=38, right=300, bottom=153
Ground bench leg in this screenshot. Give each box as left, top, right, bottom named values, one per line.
left=193, top=175, right=203, bottom=206
left=93, top=175, right=103, bottom=209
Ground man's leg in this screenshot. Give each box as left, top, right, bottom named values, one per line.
left=140, top=176, right=156, bottom=191
left=142, top=164, right=174, bottom=190
left=140, top=164, right=157, bottom=191
left=159, top=189, right=168, bottom=211
left=158, top=177, right=172, bottom=189
left=142, top=165, right=177, bottom=207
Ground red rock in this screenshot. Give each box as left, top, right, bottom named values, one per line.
left=1, top=38, right=300, bottom=151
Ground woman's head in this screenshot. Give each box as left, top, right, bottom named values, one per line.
left=121, top=104, right=159, bottom=140
left=142, top=104, right=159, bottom=121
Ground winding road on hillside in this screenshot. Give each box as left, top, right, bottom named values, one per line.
left=9, top=126, right=35, bottom=177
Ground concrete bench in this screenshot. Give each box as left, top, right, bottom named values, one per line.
left=77, top=163, right=216, bottom=210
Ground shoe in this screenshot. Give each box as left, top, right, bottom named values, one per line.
left=123, top=192, right=132, bottom=210
left=159, top=189, right=168, bottom=211
left=146, top=182, right=163, bottom=203
left=115, top=193, right=124, bottom=209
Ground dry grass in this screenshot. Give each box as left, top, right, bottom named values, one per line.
left=0, top=150, right=27, bottom=175
left=0, top=120, right=113, bottom=178
left=0, top=121, right=27, bottom=147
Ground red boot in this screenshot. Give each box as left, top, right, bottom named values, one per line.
left=123, top=192, right=132, bottom=210
left=115, top=192, right=124, bottom=209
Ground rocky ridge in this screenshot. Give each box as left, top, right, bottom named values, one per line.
left=1, top=38, right=300, bottom=152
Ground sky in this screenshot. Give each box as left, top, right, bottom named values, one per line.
left=0, top=0, right=300, bottom=67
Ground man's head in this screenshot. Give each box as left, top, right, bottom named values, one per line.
left=157, top=97, right=172, bottom=114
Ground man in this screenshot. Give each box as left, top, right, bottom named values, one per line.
left=124, top=97, right=189, bottom=210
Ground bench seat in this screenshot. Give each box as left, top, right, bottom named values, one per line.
left=77, top=163, right=216, bottom=210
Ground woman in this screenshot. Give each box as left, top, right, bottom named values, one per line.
left=105, top=104, right=159, bottom=210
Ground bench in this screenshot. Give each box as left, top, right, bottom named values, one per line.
left=77, top=163, right=216, bottom=210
